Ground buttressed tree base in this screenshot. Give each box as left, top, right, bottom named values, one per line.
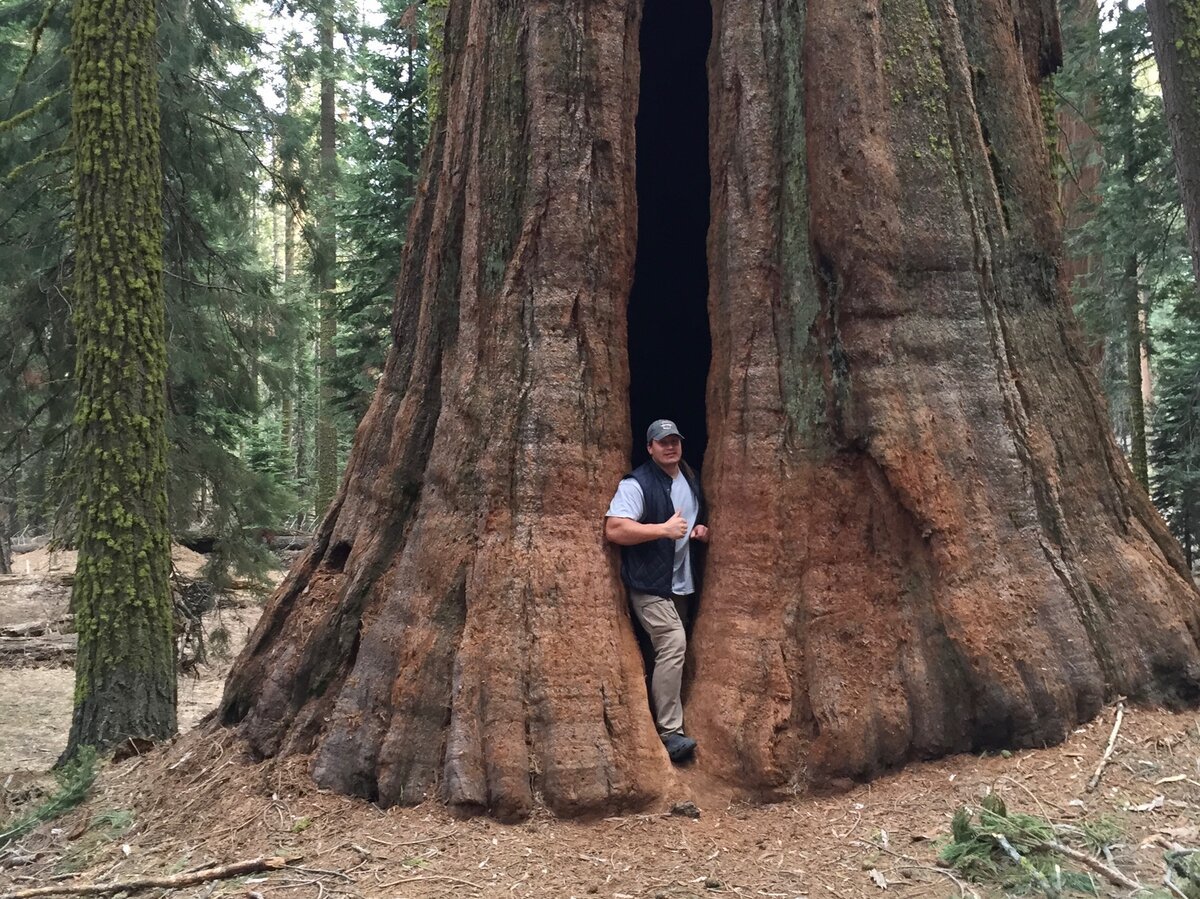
left=221, top=0, right=1200, bottom=819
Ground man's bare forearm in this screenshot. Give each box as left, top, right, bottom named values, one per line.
left=605, top=517, right=666, bottom=546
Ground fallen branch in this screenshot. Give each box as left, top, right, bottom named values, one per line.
left=0, top=855, right=294, bottom=898
left=1086, top=701, right=1124, bottom=793
left=895, top=865, right=980, bottom=899
left=993, top=834, right=1057, bottom=898
left=1164, top=873, right=1189, bottom=899
left=1034, top=842, right=1139, bottom=891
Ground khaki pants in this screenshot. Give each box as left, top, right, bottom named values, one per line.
left=630, top=591, right=690, bottom=738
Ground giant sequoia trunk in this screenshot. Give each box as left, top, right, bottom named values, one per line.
left=221, top=0, right=1200, bottom=817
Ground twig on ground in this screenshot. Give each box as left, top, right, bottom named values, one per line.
left=283, top=864, right=353, bottom=882
left=894, top=865, right=980, bottom=898
left=1034, top=841, right=1139, bottom=890
left=0, top=855, right=295, bottom=898
left=365, top=831, right=451, bottom=847
left=375, top=874, right=484, bottom=890
left=1164, top=874, right=1190, bottom=899
left=854, top=838, right=979, bottom=897
left=993, top=776, right=1054, bottom=820
left=1086, top=702, right=1124, bottom=793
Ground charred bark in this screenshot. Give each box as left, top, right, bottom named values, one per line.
left=221, top=0, right=1200, bottom=816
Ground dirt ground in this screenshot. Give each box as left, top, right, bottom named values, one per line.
left=0, top=603, right=261, bottom=772
left=3, top=558, right=1200, bottom=897
left=1, top=706, right=1199, bottom=898
left=0, top=544, right=265, bottom=773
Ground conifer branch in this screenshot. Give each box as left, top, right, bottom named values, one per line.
left=0, top=90, right=64, bottom=136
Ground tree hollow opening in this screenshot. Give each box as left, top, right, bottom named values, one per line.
left=627, top=0, right=712, bottom=470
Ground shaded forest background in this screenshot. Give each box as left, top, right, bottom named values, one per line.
left=1, top=0, right=1199, bottom=576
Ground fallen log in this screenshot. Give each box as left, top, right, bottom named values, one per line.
left=0, top=634, right=76, bottom=667
left=10, top=537, right=50, bottom=555
left=0, top=618, right=72, bottom=638
left=268, top=534, right=312, bottom=551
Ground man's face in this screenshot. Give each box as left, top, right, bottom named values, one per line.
left=648, top=435, right=683, bottom=467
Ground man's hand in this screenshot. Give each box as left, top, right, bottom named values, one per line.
left=660, top=510, right=689, bottom=541
left=690, top=524, right=709, bottom=543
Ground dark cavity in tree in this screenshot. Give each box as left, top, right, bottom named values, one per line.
left=627, top=0, right=712, bottom=470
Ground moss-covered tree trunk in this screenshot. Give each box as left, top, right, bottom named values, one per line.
left=1147, top=0, right=1200, bottom=287
left=221, top=0, right=1200, bottom=817
left=64, top=0, right=176, bottom=757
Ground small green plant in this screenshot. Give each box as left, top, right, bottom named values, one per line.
left=291, top=816, right=312, bottom=833
left=1074, top=817, right=1123, bottom=855
left=0, top=747, right=98, bottom=849
left=1166, top=850, right=1200, bottom=898
left=207, top=624, right=231, bottom=660
left=940, top=795, right=1113, bottom=896
left=89, top=808, right=133, bottom=835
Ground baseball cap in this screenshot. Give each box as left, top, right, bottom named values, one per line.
left=646, top=419, right=684, bottom=443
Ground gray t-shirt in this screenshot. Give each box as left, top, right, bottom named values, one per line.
left=606, top=470, right=698, bottom=595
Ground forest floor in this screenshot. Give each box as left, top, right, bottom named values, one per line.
left=0, top=544, right=266, bottom=773
left=2, top=560, right=1200, bottom=897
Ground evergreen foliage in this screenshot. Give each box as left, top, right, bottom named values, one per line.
left=334, top=0, right=432, bottom=420
left=0, top=747, right=97, bottom=848
left=940, top=799, right=1109, bottom=896
left=1057, top=0, right=1200, bottom=548
left=1152, top=289, right=1200, bottom=564
left=1059, top=1, right=1186, bottom=466
left=0, top=0, right=305, bottom=576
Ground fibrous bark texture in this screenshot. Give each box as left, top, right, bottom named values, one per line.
left=222, top=0, right=1200, bottom=816
left=1146, top=0, right=1200, bottom=287
left=66, top=0, right=176, bottom=755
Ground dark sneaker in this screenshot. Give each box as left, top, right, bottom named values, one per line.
left=663, top=733, right=697, bottom=762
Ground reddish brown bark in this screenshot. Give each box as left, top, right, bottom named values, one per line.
left=221, top=0, right=1200, bottom=816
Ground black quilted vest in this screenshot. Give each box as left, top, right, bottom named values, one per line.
left=619, top=460, right=702, bottom=599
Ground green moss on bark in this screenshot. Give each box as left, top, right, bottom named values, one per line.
left=64, top=0, right=176, bottom=758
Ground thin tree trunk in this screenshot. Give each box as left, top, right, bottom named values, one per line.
left=1125, top=253, right=1148, bottom=487
left=65, top=0, right=176, bottom=756
left=314, top=18, right=339, bottom=516
left=1146, top=0, right=1200, bottom=288
left=221, top=0, right=1200, bottom=817
left=1119, top=1, right=1148, bottom=488
left=1056, top=0, right=1102, bottom=311
left=0, top=496, right=12, bottom=575
left=282, top=126, right=297, bottom=459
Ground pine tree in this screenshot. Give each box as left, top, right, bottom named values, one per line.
left=1152, top=286, right=1200, bottom=565
left=334, top=0, right=432, bottom=420
left=64, top=0, right=175, bottom=754
left=1, top=0, right=303, bottom=575
left=313, top=8, right=339, bottom=517
left=1146, top=0, right=1200, bottom=286
left=1058, top=1, right=1185, bottom=479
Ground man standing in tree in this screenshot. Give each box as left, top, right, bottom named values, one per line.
left=605, top=420, right=709, bottom=762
